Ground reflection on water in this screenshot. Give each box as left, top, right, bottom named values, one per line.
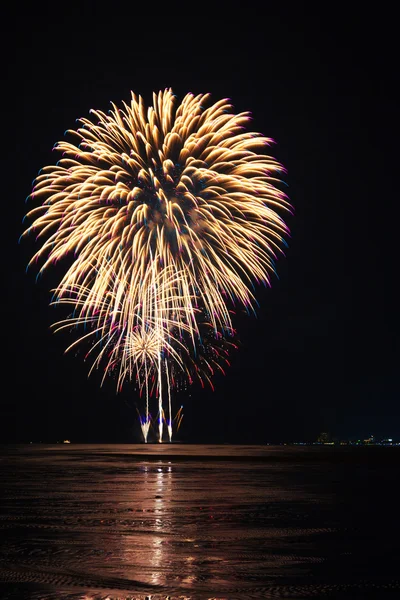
left=0, top=444, right=399, bottom=599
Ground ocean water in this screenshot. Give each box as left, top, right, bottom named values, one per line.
left=0, top=444, right=399, bottom=599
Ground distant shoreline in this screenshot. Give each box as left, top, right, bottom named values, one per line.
left=2, top=443, right=400, bottom=465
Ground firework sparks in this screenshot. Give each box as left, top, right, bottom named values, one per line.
left=23, top=89, right=290, bottom=441
left=50, top=267, right=193, bottom=442
left=174, top=406, right=184, bottom=432
left=165, top=359, right=172, bottom=442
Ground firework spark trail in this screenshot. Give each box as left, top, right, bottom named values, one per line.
left=50, top=272, right=236, bottom=441
left=142, top=360, right=150, bottom=442
left=51, top=267, right=192, bottom=442
left=157, top=351, right=163, bottom=443
left=51, top=267, right=191, bottom=379
left=23, top=89, right=290, bottom=439
left=165, top=358, right=172, bottom=442
left=174, top=406, right=184, bottom=432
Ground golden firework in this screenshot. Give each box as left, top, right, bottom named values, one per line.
left=24, top=89, right=290, bottom=336
left=24, top=89, right=290, bottom=440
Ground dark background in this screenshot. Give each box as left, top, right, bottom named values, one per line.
left=4, top=5, right=398, bottom=443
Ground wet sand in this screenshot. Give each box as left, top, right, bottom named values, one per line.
left=0, top=444, right=399, bottom=599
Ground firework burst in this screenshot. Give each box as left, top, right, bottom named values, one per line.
left=23, top=89, right=290, bottom=441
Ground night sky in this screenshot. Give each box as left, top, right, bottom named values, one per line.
left=4, top=6, right=398, bottom=443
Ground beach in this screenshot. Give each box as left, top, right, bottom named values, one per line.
left=0, top=444, right=399, bottom=599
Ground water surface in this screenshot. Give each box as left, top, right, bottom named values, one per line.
left=0, top=444, right=399, bottom=599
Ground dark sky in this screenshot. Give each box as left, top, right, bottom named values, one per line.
left=4, top=6, right=398, bottom=443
